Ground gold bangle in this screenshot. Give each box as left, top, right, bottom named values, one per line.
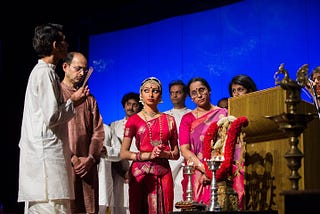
left=148, top=152, right=151, bottom=159
left=136, top=152, right=142, bottom=161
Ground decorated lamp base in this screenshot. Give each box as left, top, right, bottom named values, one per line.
left=207, top=159, right=222, bottom=212
left=175, top=165, right=194, bottom=210
left=175, top=165, right=206, bottom=211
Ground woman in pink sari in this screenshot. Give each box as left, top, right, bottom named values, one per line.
left=228, top=74, right=257, bottom=209
left=120, top=77, right=180, bottom=214
left=179, top=77, right=228, bottom=205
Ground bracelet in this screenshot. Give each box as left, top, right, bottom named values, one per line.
left=136, top=152, right=142, bottom=161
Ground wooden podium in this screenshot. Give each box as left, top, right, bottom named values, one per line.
left=228, top=86, right=320, bottom=214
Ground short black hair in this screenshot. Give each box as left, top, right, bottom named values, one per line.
left=228, top=74, right=257, bottom=97
left=33, top=23, right=64, bottom=58
left=217, top=97, right=228, bottom=108
left=121, top=92, right=143, bottom=111
left=168, top=79, right=188, bottom=94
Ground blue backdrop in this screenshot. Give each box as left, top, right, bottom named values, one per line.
left=87, top=0, right=320, bottom=125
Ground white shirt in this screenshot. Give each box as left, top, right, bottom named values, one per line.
left=164, top=107, right=192, bottom=130
left=109, top=117, right=138, bottom=213
left=164, top=107, right=191, bottom=210
left=18, top=60, right=75, bottom=202
left=98, top=124, right=114, bottom=210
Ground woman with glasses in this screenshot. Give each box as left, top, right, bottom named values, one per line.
left=179, top=77, right=228, bottom=205
left=120, top=77, right=180, bottom=214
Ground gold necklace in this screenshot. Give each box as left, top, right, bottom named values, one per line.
left=142, top=111, right=162, bottom=146
left=142, top=109, right=159, bottom=118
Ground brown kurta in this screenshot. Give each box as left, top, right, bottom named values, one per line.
left=61, top=83, right=105, bottom=214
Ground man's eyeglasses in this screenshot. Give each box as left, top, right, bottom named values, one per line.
left=190, top=87, right=208, bottom=98
left=69, top=64, right=88, bottom=73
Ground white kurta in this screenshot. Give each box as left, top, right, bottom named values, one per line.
left=98, top=124, right=114, bottom=214
left=18, top=60, right=75, bottom=202
left=164, top=107, right=191, bottom=210
left=110, top=118, right=138, bottom=214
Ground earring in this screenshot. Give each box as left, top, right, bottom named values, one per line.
left=139, top=95, right=144, bottom=105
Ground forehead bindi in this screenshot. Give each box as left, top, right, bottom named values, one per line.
left=190, top=81, right=204, bottom=90
left=143, top=83, right=160, bottom=90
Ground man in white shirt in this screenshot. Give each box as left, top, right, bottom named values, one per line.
left=109, top=92, right=143, bottom=214
left=18, top=23, right=89, bottom=213
left=164, top=80, right=191, bottom=211
left=98, top=124, right=114, bottom=214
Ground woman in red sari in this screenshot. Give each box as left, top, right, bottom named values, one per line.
left=120, top=77, right=180, bottom=214
left=179, top=77, right=228, bottom=205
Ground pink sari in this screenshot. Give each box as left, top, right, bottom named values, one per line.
left=179, top=108, right=228, bottom=205
left=124, top=113, right=178, bottom=214
left=232, top=141, right=245, bottom=210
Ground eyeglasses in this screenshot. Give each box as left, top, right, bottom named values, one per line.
left=69, top=64, right=88, bottom=73
left=190, top=87, right=208, bottom=98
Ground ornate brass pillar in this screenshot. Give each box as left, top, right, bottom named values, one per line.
left=266, top=64, right=316, bottom=190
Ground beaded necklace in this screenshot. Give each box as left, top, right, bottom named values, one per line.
left=142, top=108, right=160, bottom=117
left=142, top=110, right=162, bottom=146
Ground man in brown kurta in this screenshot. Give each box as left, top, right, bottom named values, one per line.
left=61, top=52, right=105, bottom=214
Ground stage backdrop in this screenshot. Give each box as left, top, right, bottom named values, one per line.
left=87, top=0, right=319, bottom=125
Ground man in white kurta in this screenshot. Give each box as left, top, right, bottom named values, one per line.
left=18, top=60, right=76, bottom=203
left=164, top=80, right=191, bottom=211
left=109, top=92, right=142, bottom=214
left=98, top=124, right=114, bottom=214
left=18, top=59, right=89, bottom=212
left=18, top=23, right=89, bottom=213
